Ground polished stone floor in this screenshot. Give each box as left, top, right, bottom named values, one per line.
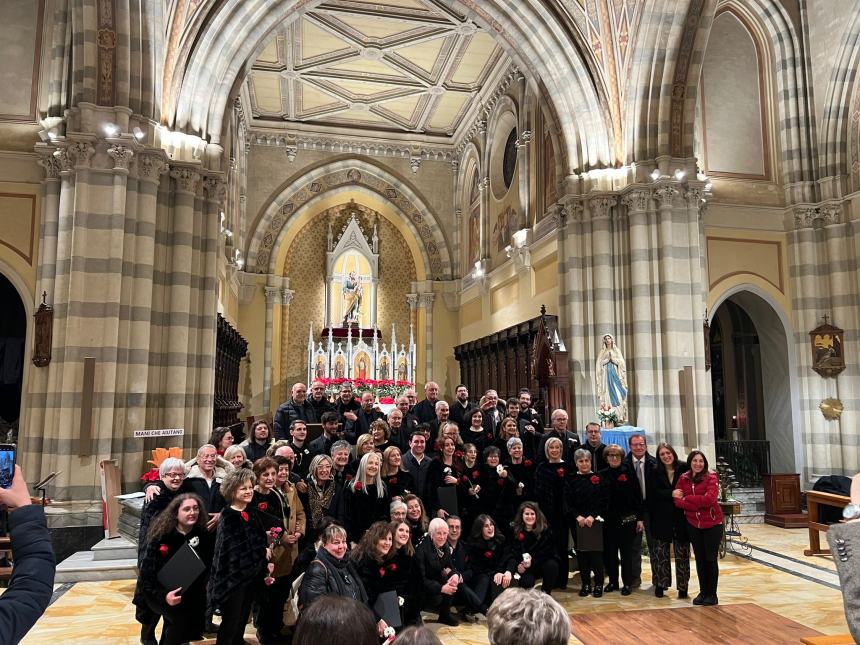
left=19, top=524, right=850, bottom=644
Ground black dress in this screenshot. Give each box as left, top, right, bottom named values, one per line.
left=383, top=470, right=415, bottom=501
left=139, top=526, right=213, bottom=645
left=341, top=483, right=391, bottom=544
left=534, top=461, right=571, bottom=589
left=565, top=470, right=609, bottom=589
left=466, top=536, right=507, bottom=606
left=504, top=527, right=559, bottom=593
left=354, top=553, right=398, bottom=621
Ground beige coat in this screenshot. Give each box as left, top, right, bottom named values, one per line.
left=273, top=482, right=306, bottom=577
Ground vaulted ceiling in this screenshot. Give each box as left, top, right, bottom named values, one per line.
left=242, top=0, right=509, bottom=139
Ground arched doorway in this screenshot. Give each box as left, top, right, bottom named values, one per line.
left=709, top=289, right=798, bottom=483
left=0, top=272, right=26, bottom=441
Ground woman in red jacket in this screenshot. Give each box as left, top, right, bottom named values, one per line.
left=673, top=450, right=723, bottom=606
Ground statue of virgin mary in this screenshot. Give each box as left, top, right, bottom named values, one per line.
left=595, top=333, right=629, bottom=423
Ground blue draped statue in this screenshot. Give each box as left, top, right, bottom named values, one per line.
left=596, top=333, right=629, bottom=423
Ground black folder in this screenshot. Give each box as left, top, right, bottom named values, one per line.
left=575, top=522, right=604, bottom=552
left=373, top=590, right=402, bottom=628
left=437, top=486, right=458, bottom=517
left=157, top=541, right=206, bottom=593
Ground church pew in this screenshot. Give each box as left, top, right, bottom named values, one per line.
left=803, top=490, right=850, bottom=556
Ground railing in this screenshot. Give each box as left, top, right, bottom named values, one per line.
left=715, top=440, right=771, bottom=487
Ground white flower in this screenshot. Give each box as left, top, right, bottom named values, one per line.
left=443, top=467, right=452, bottom=475
left=496, top=464, right=504, bottom=475
left=518, top=482, right=524, bottom=489
left=384, top=627, right=396, bottom=638
left=398, top=596, right=405, bottom=607
left=513, top=573, right=521, bottom=581
left=189, top=536, right=200, bottom=548
left=522, top=552, right=531, bottom=563
left=595, top=515, right=604, bottom=522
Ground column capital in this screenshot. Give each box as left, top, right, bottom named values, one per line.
left=170, top=166, right=202, bottom=194
left=655, top=185, right=679, bottom=206
left=588, top=195, right=617, bottom=220
left=37, top=153, right=61, bottom=180
left=203, top=174, right=228, bottom=203
left=621, top=189, right=651, bottom=213
left=107, top=144, right=134, bottom=172
left=406, top=293, right=420, bottom=309
left=418, top=292, right=436, bottom=309
left=67, top=141, right=95, bottom=169
left=136, top=152, right=170, bottom=183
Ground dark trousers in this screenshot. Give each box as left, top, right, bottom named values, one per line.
left=424, top=587, right=474, bottom=618
left=631, top=508, right=657, bottom=582
left=550, top=518, right=570, bottom=589
left=603, top=522, right=636, bottom=586
left=688, top=524, right=722, bottom=598
left=159, top=599, right=206, bottom=645
left=518, top=558, right=560, bottom=594
left=577, top=551, right=604, bottom=588
left=653, top=537, right=691, bottom=591
left=257, top=576, right=289, bottom=638
left=217, top=582, right=256, bottom=645
left=137, top=606, right=159, bottom=644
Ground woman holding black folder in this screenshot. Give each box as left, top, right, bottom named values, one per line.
left=352, top=521, right=398, bottom=634
left=564, top=448, right=608, bottom=598
left=139, top=493, right=213, bottom=645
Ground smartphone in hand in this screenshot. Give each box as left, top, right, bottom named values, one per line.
left=0, top=445, right=16, bottom=489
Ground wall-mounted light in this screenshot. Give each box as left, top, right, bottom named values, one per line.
left=650, top=169, right=660, bottom=181
left=674, top=169, right=686, bottom=181
left=104, top=123, right=119, bottom=137
left=132, top=127, right=145, bottom=140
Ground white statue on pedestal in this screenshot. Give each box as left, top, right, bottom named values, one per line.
left=595, top=333, right=628, bottom=424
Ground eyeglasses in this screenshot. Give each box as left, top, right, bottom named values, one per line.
left=166, top=473, right=185, bottom=479
left=606, top=454, right=622, bottom=460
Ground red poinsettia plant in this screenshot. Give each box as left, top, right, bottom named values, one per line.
left=140, top=468, right=160, bottom=483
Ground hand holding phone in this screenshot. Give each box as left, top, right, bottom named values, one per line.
left=0, top=445, right=15, bottom=490
left=0, top=466, right=31, bottom=511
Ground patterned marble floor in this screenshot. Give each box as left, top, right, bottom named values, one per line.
left=18, top=524, right=851, bottom=644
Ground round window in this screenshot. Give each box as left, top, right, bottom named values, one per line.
left=502, top=128, right=517, bottom=189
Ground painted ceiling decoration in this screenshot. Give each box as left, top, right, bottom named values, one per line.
left=243, top=0, right=509, bottom=139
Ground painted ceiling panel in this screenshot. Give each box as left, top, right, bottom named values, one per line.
left=450, top=32, right=498, bottom=85
left=251, top=73, right=284, bottom=112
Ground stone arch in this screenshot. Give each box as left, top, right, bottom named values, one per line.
left=819, top=9, right=860, bottom=188
left=709, top=283, right=804, bottom=475
left=247, top=159, right=452, bottom=279
left=0, top=260, right=34, bottom=440
left=166, top=0, right=612, bottom=175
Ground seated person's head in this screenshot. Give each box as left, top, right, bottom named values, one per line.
left=294, top=595, right=378, bottom=645
left=486, top=588, right=570, bottom=645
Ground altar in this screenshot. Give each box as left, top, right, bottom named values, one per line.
left=304, top=208, right=417, bottom=387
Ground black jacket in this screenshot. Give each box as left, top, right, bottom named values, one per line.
left=240, top=439, right=271, bottom=464
left=584, top=442, right=608, bottom=472
left=0, top=505, right=55, bottom=645
left=449, top=400, right=474, bottom=433
left=534, top=461, right=570, bottom=525
left=599, top=464, right=644, bottom=524
left=354, top=553, right=398, bottom=617
left=308, top=395, right=334, bottom=421
left=504, top=527, right=556, bottom=573
left=274, top=398, right=317, bottom=439
left=299, top=547, right=368, bottom=609
left=623, top=451, right=658, bottom=502
left=415, top=538, right=459, bottom=596
left=467, top=537, right=506, bottom=575
left=412, top=399, right=439, bottom=424
left=344, top=408, right=385, bottom=443
left=206, top=506, right=268, bottom=613
left=536, top=430, right=581, bottom=465
left=648, top=463, right=690, bottom=541
left=341, top=483, right=390, bottom=544
left=564, top=470, right=609, bottom=521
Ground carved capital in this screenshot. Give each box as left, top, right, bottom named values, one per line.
left=38, top=154, right=61, bottom=180
left=52, top=148, right=74, bottom=174
left=685, top=188, right=704, bottom=208
left=418, top=292, right=435, bottom=309
left=406, top=294, right=420, bottom=309
left=137, top=152, right=169, bottom=182
left=285, top=146, right=297, bottom=163
left=520, top=130, right=533, bottom=145
left=621, top=190, right=651, bottom=213
left=410, top=157, right=422, bottom=174
left=68, top=142, right=95, bottom=169
left=282, top=288, right=295, bottom=306
left=793, top=207, right=819, bottom=230
left=264, top=286, right=281, bottom=305
left=203, top=175, right=228, bottom=203
left=451, top=159, right=460, bottom=172
left=170, top=167, right=202, bottom=194
left=107, top=144, right=134, bottom=171
left=820, top=204, right=842, bottom=225
left=588, top=196, right=617, bottom=220
left=655, top=185, right=679, bottom=206
left=479, top=176, right=490, bottom=191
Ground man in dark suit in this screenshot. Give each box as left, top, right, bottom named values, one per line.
left=624, top=433, right=657, bottom=587
left=308, top=410, right=342, bottom=457
left=307, top=380, right=334, bottom=421
left=273, top=382, right=316, bottom=440
left=448, top=384, right=473, bottom=433
left=517, top=389, right=545, bottom=431
left=413, top=381, right=441, bottom=424
left=402, top=431, right=434, bottom=504
left=397, top=395, right=420, bottom=433
left=343, top=390, right=384, bottom=442
left=583, top=422, right=608, bottom=471
left=335, top=383, right=360, bottom=424
left=536, top=409, right=581, bottom=464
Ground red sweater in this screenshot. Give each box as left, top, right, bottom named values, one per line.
left=673, top=470, right=723, bottom=529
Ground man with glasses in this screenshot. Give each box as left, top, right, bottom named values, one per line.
left=583, top=422, right=608, bottom=471
left=624, top=434, right=657, bottom=587
left=274, top=382, right=316, bottom=440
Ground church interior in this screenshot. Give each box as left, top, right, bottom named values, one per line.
left=1, top=0, right=860, bottom=642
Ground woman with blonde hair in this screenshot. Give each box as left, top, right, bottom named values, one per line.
left=380, top=445, right=414, bottom=501
left=341, top=452, right=389, bottom=544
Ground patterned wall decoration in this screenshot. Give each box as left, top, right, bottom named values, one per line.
left=96, top=0, right=117, bottom=106
left=279, top=203, right=416, bottom=395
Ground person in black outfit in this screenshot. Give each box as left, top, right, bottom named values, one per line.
left=344, top=391, right=385, bottom=443
left=339, top=452, right=390, bottom=544
left=207, top=468, right=270, bottom=645
left=335, top=384, right=361, bottom=424
left=582, top=423, right=608, bottom=472
left=139, top=493, right=214, bottom=645
left=649, top=441, right=691, bottom=598
left=308, top=411, right=343, bottom=458
left=463, top=408, right=494, bottom=457
left=504, top=437, right=536, bottom=503
left=240, top=419, right=274, bottom=463
left=412, top=381, right=441, bottom=424
left=274, top=383, right=317, bottom=440
left=624, top=433, right=658, bottom=587
left=504, top=501, right=559, bottom=594
left=307, top=380, right=335, bottom=421
left=533, top=438, right=571, bottom=590
left=135, top=457, right=189, bottom=644
left=600, top=444, right=643, bottom=596
left=351, top=521, right=398, bottom=634
left=475, top=447, right=517, bottom=541
left=536, top=409, right=581, bottom=465
left=380, top=446, right=416, bottom=501
left=448, top=384, right=473, bottom=434
left=415, top=518, right=478, bottom=626
left=298, top=523, right=369, bottom=610
left=390, top=520, right=422, bottom=626
left=0, top=466, right=55, bottom=645
left=565, top=448, right=608, bottom=598
left=466, top=514, right=511, bottom=610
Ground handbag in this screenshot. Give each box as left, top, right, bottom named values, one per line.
left=282, top=572, right=305, bottom=627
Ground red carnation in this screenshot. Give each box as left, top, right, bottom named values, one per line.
left=241, top=511, right=249, bottom=521
left=389, top=477, right=398, bottom=485
left=354, top=481, right=363, bottom=491
left=455, top=450, right=464, bottom=458
left=461, top=475, right=469, bottom=484
left=497, top=478, right=505, bottom=487
left=379, top=567, right=386, bottom=578
left=472, top=470, right=480, bottom=479
left=590, top=475, right=600, bottom=484
left=524, top=459, right=533, bottom=467
left=486, top=433, right=493, bottom=440
left=258, top=502, right=268, bottom=511
left=618, top=474, right=627, bottom=482
left=484, top=550, right=494, bottom=559
left=388, top=563, right=397, bottom=572
left=159, top=544, right=169, bottom=557
left=517, top=532, right=525, bottom=541
left=556, top=467, right=565, bottom=478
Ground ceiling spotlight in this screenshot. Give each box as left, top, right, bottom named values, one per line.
left=674, top=169, right=686, bottom=180
left=132, top=127, right=145, bottom=140
left=650, top=169, right=660, bottom=181
left=104, top=123, right=119, bottom=137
